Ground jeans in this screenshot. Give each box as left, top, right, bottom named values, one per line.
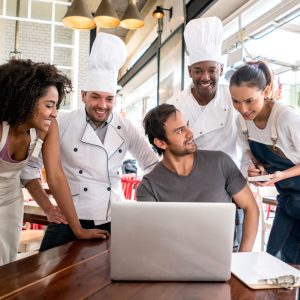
left=39, top=220, right=111, bottom=251
left=234, top=208, right=244, bottom=252
left=267, top=206, right=300, bottom=264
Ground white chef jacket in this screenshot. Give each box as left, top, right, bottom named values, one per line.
left=168, top=83, right=239, bottom=165
left=21, top=108, right=158, bottom=224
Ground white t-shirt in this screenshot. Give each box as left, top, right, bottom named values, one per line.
left=238, top=101, right=300, bottom=173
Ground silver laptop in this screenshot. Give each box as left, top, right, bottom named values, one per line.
left=111, top=201, right=236, bottom=281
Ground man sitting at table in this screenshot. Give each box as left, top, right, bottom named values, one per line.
left=136, top=104, right=259, bottom=252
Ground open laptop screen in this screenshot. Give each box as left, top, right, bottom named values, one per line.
left=111, top=201, right=235, bottom=281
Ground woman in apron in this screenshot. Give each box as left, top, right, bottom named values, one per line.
left=0, top=60, right=109, bottom=265
left=229, top=60, right=300, bottom=264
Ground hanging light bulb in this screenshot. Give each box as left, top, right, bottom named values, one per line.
left=152, top=6, right=164, bottom=19
left=120, top=0, right=144, bottom=30
left=152, top=6, right=173, bottom=20
left=94, top=0, right=120, bottom=28
left=62, top=0, right=96, bottom=30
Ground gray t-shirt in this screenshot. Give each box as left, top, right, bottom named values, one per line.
left=137, top=150, right=246, bottom=203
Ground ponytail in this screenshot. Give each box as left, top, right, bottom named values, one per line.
left=230, top=60, right=275, bottom=99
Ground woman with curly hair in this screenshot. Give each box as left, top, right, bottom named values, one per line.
left=0, top=59, right=109, bottom=265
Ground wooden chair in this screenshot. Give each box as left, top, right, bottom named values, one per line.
left=121, top=173, right=136, bottom=180
left=19, top=229, right=44, bottom=253
left=257, top=186, right=278, bottom=251
left=121, top=178, right=141, bottom=200
left=23, top=188, right=45, bottom=230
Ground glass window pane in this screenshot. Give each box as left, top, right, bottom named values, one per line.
left=223, top=18, right=239, bottom=40
left=278, top=70, right=300, bottom=112
left=243, top=11, right=300, bottom=110
left=55, top=4, right=68, bottom=23
left=31, top=1, right=52, bottom=21
left=241, top=0, right=281, bottom=27
left=121, top=58, right=158, bottom=129
left=6, top=0, right=28, bottom=18
left=246, top=17, right=300, bottom=66
left=128, top=43, right=151, bottom=69
left=6, top=0, right=17, bottom=17
left=183, top=52, right=191, bottom=90
left=159, top=28, right=183, bottom=103
left=0, top=0, right=3, bottom=15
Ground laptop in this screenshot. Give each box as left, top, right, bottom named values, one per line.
left=111, top=201, right=236, bottom=281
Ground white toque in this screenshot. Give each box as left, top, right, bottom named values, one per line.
left=86, top=32, right=127, bottom=94
left=184, top=17, right=223, bottom=65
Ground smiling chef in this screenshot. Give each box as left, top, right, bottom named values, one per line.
left=168, top=16, right=239, bottom=165
left=168, top=17, right=244, bottom=248
left=22, top=32, right=158, bottom=251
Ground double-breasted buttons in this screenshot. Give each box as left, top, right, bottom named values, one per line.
left=84, top=187, right=88, bottom=192
left=117, top=126, right=121, bottom=129
left=118, top=149, right=122, bottom=153
left=107, top=187, right=111, bottom=191
left=74, top=148, right=78, bottom=152
left=79, top=170, right=83, bottom=174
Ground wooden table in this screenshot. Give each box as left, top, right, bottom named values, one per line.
left=23, top=184, right=52, bottom=226
left=262, top=196, right=277, bottom=207
left=23, top=202, right=48, bottom=225
left=0, top=239, right=297, bottom=300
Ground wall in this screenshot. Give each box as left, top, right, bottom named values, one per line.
left=120, top=0, right=185, bottom=78
left=0, top=20, right=52, bottom=63
left=77, top=30, right=90, bottom=107
left=160, top=0, right=185, bottom=43
left=0, top=19, right=90, bottom=108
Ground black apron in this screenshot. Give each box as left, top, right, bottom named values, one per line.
left=250, top=141, right=300, bottom=264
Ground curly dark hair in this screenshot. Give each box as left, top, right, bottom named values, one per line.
left=0, top=59, right=72, bottom=126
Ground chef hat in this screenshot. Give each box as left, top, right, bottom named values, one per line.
left=184, top=17, right=223, bottom=65
left=86, top=32, right=127, bottom=94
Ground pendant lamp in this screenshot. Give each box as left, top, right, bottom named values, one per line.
left=120, top=0, right=144, bottom=30
left=94, top=0, right=120, bottom=28
left=62, top=0, right=96, bottom=30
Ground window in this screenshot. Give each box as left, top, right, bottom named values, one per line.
left=159, top=27, right=183, bottom=103
left=223, top=3, right=300, bottom=111
left=0, top=0, right=81, bottom=110
left=120, top=58, right=158, bottom=129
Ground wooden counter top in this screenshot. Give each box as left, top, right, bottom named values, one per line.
left=0, top=239, right=297, bottom=300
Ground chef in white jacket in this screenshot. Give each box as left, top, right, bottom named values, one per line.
left=168, top=17, right=243, bottom=247
left=168, top=17, right=239, bottom=165
left=22, top=32, right=158, bottom=251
